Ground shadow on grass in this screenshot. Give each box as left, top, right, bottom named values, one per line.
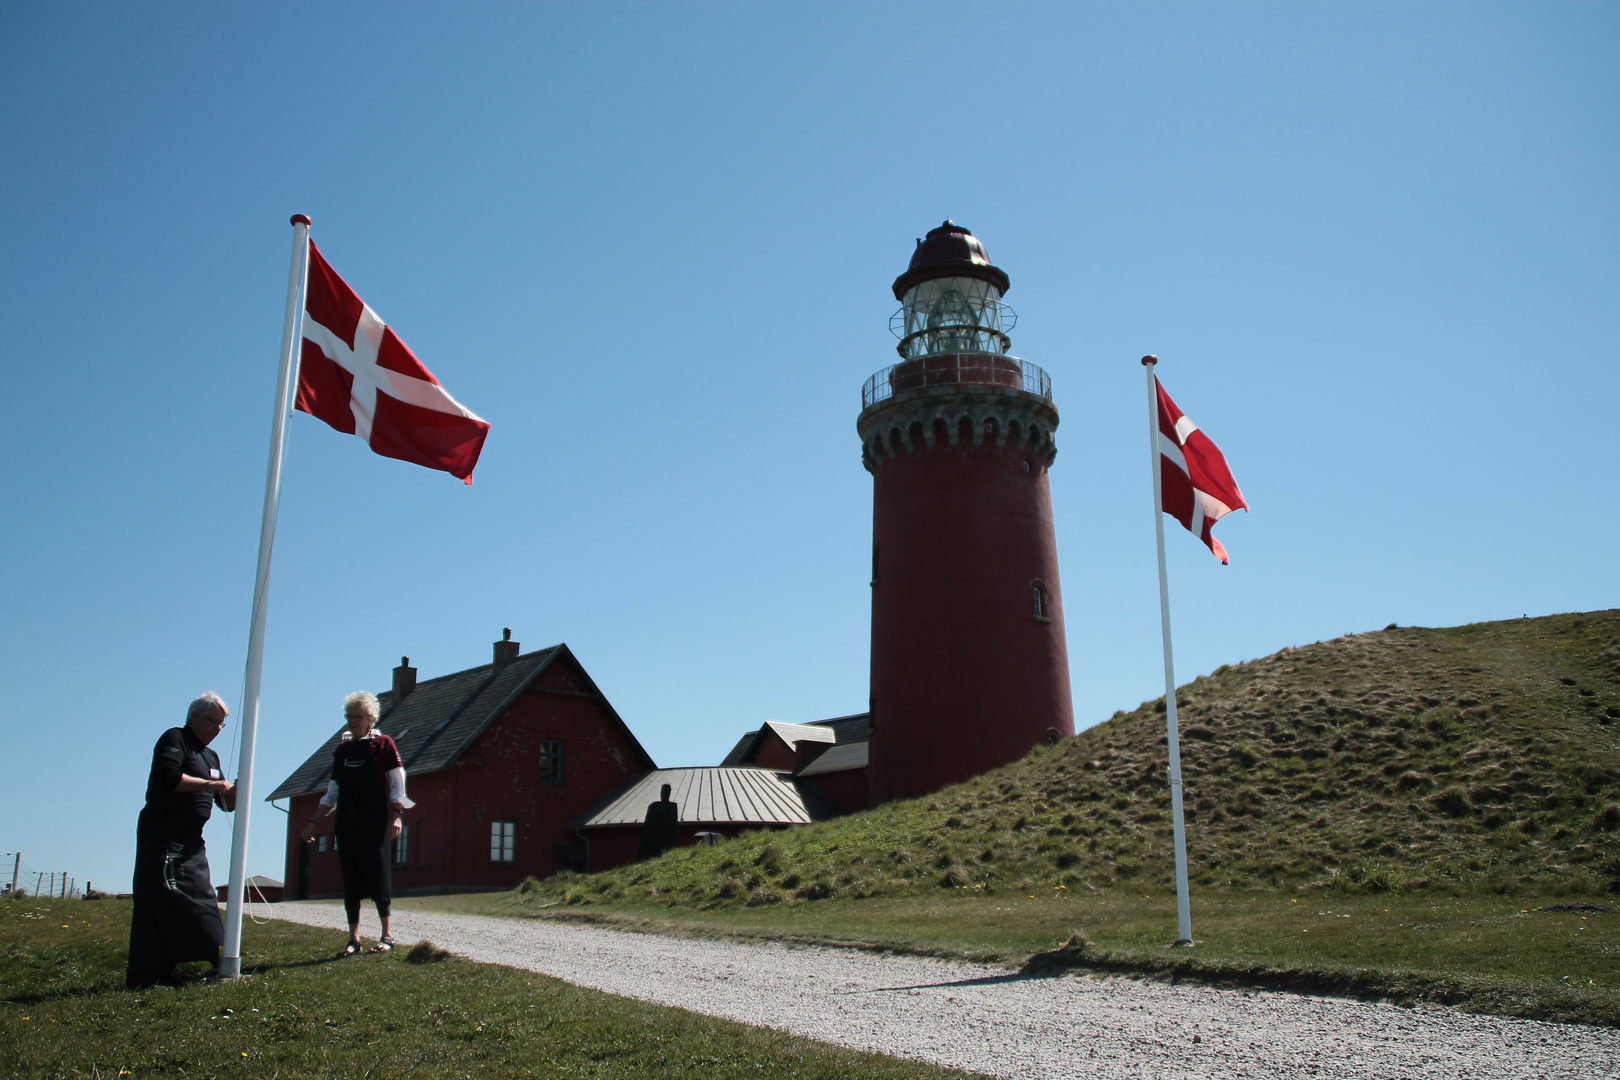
left=4, top=985, right=125, bottom=1007
left=242, top=952, right=351, bottom=974
left=5, top=952, right=350, bottom=1005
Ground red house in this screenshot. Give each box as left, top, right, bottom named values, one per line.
left=269, top=632, right=876, bottom=893
left=267, top=633, right=655, bottom=898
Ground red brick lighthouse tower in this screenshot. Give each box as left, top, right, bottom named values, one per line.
left=861, top=222, right=1074, bottom=805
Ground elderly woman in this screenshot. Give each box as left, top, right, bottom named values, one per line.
left=302, top=691, right=413, bottom=954
left=127, top=692, right=236, bottom=989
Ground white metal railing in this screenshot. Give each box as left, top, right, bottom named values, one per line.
left=862, top=354, right=1051, bottom=409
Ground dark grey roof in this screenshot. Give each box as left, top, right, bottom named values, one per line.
left=796, top=740, right=869, bottom=776
left=569, top=767, right=842, bottom=829
left=266, top=644, right=655, bottom=801
left=721, top=712, right=871, bottom=768
left=810, top=712, right=872, bottom=744
left=719, top=731, right=758, bottom=766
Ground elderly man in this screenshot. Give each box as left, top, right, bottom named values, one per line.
left=126, top=692, right=236, bottom=989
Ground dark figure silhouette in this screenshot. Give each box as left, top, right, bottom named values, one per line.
left=637, top=783, right=680, bottom=861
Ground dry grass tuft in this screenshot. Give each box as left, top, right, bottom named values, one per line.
left=406, top=940, right=454, bottom=964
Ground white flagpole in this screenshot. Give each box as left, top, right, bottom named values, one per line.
left=220, top=214, right=310, bottom=979
left=1142, top=354, right=1193, bottom=946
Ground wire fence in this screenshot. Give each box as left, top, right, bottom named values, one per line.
left=5, top=853, right=88, bottom=899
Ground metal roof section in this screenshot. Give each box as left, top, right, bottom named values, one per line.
left=570, top=767, right=842, bottom=829
left=808, top=712, right=872, bottom=745
left=795, top=740, right=869, bottom=777
left=721, top=713, right=872, bottom=768
left=266, top=643, right=655, bottom=801
left=763, top=721, right=836, bottom=749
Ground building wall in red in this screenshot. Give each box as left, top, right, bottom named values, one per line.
left=865, top=378, right=1073, bottom=805
left=281, top=660, right=648, bottom=897
left=752, top=734, right=795, bottom=772
left=580, top=822, right=760, bottom=873
left=799, top=768, right=868, bottom=815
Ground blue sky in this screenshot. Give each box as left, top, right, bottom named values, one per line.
left=1, top=2, right=1614, bottom=892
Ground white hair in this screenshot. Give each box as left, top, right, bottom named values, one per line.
left=187, top=692, right=228, bottom=723
left=343, top=691, right=380, bottom=725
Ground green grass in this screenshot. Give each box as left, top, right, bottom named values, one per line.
left=0, top=897, right=983, bottom=1079
left=526, top=611, right=1620, bottom=908
left=406, top=609, right=1620, bottom=1026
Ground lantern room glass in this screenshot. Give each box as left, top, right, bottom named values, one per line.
left=891, top=276, right=1017, bottom=360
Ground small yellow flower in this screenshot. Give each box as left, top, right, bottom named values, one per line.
left=241, top=1053, right=249, bottom=1058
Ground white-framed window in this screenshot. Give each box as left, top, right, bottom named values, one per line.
left=317, top=834, right=328, bottom=853
left=490, top=820, right=516, bottom=863
left=539, top=739, right=565, bottom=784
left=393, top=824, right=409, bottom=866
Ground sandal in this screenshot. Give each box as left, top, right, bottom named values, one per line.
left=340, top=941, right=362, bottom=957
left=368, top=936, right=395, bottom=954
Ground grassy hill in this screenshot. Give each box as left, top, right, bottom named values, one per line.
left=534, top=610, right=1620, bottom=907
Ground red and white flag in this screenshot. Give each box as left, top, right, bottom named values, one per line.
left=1156, top=378, right=1247, bottom=564
left=295, top=242, right=489, bottom=483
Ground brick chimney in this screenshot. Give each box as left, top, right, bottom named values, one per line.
left=392, top=656, right=417, bottom=700
left=493, top=628, right=520, bottom=668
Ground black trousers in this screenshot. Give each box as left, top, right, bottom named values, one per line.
left=127, top=816, right=222, bottom=988
left=336, top=828, right=391, bottom=925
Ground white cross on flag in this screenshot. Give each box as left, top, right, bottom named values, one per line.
left=1156, top=377, right=1248, bottom=563
left=295, top=241, right=489, bottom=483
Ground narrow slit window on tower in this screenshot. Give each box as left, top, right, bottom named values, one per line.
left=539, top=739, right=565, bottom=784
left=1032, top=583, right=1051, bottom=623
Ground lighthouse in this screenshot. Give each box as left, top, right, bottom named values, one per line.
left=861, top=222, right=1074, bottom=805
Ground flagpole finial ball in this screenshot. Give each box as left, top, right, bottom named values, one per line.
left=1141, top=355, right=1158, bottom=366
left=290, top=214, right=311, bottom=227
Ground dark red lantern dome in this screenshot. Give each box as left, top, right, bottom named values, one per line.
left=891, top=220, right=1011, bottom=300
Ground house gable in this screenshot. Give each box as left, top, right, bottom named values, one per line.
left=266, top=643, right=654, bottom=801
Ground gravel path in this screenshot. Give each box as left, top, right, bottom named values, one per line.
left=268, top=902, right=1616, bottom=1079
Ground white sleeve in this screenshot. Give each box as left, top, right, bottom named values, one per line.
left=387, top=767, right=415, bottom=809
left=319, top=780, right=339, bottom=809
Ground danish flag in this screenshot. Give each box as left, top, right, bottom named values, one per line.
left=1156, top=378, right=1247, bottom=563
left=295, top=242, right=489, bottom=483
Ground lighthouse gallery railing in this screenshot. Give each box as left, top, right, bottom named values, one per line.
left=862, top=355, right=1051, bottom=410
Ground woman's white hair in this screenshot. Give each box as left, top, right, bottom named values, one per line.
left=343, top=690, right=381, bottom=725
left=187, top=691, right=229, bottom=723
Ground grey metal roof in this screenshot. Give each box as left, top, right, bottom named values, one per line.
left=266, top=644, right=655, bottom=801
left=570, top=767, right=842, bottom=829
left=796, top=740, right=869, bottom=776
